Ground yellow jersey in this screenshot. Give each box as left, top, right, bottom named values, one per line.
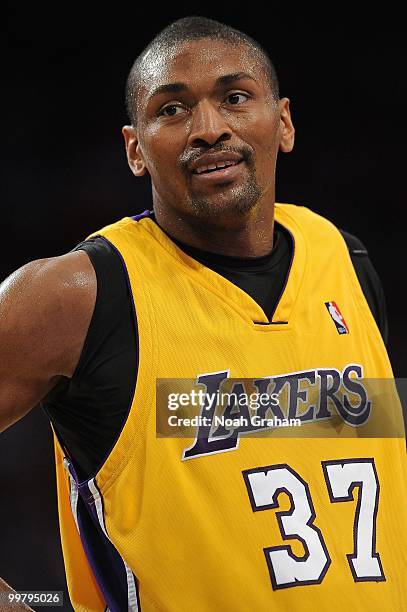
left=53, top=204, right=406, bottom=611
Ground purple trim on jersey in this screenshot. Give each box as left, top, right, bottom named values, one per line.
left=131, top=209, right=151, bottom=221
left=86, top=478, right=141, bottom=610
left=75, top=507, right=115, bottom=610
left=66, top=458, right=80, bottom=482
left=60, top=232, right=142, bottom=609
left=64, top=459, right=140, bottom=611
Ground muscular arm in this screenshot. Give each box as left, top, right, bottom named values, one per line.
left=0, top=251, right=96, bottom=432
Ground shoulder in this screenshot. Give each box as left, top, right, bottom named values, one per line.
left=72, top=236, right=130, bottom=312
left=0, top=250, right=96, bottom=312
left=2, top=249, right=95, bottom=307
left=276, top=203, right=350, bottom=242
left=275, top=204, right=388, bottom=343
left=338, top=229, right=388, bottom=345
left=338, top=229, right=368, bottom=255
left=86, top=216, right=142, bottom=243
left=0, top=250, right=97, bottom=377
left=276, top=205, right=369, bottom=255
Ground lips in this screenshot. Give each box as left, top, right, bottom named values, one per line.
left=190, top=160, right=244, bottom=184
left=194, top=159, right=241, bottom=174
left=189, top=151, right=244, bottom=175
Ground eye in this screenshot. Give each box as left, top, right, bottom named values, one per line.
left=225, top=92, right=250, bottom=105
left=159, top=104, right=186, bottom=117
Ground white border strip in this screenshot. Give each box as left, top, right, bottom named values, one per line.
left=88, top=478, right=139, bottom=611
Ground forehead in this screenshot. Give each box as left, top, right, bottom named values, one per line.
left=138, top=38, right=267, bottom=101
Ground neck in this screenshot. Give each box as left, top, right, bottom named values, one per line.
left=153, top=201, right=276, bottom=258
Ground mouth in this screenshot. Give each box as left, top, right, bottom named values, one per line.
left=192, top=158, right=242, bottom=174
left=191, top=159, right=245, bottom=183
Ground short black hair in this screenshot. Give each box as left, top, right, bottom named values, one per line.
left=125, top=16, right=280, bottom=126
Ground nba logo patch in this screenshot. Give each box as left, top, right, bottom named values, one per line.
left=325, top=301, right=349, bottom=334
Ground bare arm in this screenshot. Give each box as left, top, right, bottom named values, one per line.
left=0, top=250, right=96, bottom=432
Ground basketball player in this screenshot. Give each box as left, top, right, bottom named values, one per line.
left=0, top=16, right=405, bottom=612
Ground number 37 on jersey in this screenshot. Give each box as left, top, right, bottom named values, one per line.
left=242, top=458, right=385, bottom=589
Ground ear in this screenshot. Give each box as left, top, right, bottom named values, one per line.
left=278, top=98, right=295, bottom=153
left=122, top=125, right=148, bottom=176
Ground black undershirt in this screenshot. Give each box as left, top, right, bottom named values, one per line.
left=42, top=213, right=388, bottom=481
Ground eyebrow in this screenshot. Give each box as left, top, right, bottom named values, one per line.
left=216, top=72, right=256, bottom=87
left=149, top=72, right=256, bottom=99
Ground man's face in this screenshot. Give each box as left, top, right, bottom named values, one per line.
left=124, top=39, right=294, bottom=221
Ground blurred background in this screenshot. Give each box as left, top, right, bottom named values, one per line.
left=2, top=3, right=405, bottom=610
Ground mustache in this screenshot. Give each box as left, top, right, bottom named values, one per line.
left=178, top=144, right=254, bottom=173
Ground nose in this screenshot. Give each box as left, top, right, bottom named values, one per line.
left=187, top=99, right=232, bottom=148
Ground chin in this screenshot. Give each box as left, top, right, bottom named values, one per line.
left=188, top=182, right=262, bottom=219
